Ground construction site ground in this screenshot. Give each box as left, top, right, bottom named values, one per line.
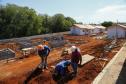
left=0, top=34, right=125, bottom=84
left=93, top=42, right=126, bottom=84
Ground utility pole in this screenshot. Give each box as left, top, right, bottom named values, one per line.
left=115, top=20, right=118, bottom=43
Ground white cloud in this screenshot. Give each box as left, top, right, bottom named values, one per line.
left=97, top=5, right=126, bottom=13
left=92, top=5, right=126, bottom=22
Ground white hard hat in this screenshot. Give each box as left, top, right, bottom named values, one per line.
left=71, top=46, right=77, bottom=52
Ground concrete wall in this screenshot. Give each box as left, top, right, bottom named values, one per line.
left=107, top=26, right=126, bottom=39
left=70, top=27, right=82, bottom=35
left=92, top=43, right=126, bottom=84
left=0, top=32, right=68, bottom=49
left=0, top=32, right=69, bottom=43
left=0, top=48, right=15, bottom=60
left=93, top=28, right=104, bottom=34
left=70, top=27, right=88, bottom=35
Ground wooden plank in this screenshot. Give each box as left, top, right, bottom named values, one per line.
left=80, top=54, right=95, bottom=66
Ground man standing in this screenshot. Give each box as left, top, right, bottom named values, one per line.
left=37, top=44, right=50, bottom=71
left=71, top=46, right=82, bottom=75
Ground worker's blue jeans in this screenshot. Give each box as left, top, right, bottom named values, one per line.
left=71, top=62, right=78, bottom=74
left=39, top=55, right=48, bottom=69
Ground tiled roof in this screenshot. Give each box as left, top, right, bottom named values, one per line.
left=108, top=24, right=126, bottom=29
left=94, top=25, right=106, bottom=29
left=118, top=24, right=126, bottom=29
left=73, top=24, right=95, bottom=29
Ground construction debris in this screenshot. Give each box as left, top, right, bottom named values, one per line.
left=0, top=48, right=15, bottom=60
left=94, top=58, right=109, bottom=70
left=104, top=39, right=118, bottom=52
left=21, top=47, right=37, bottom=57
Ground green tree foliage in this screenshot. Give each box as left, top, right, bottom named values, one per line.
left=51, top=14, right=65, bottom=32
left=101, top=21, right=113, bottom=27
left=41, top=14, right=51, bottom=33
left=64, top=17, right=76, bottom=31
left=0, top=4, right=76, bottom=39
left=50, top=14, right=76, bottom=33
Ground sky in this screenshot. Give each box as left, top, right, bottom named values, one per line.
left=0, top=0, right=126, bottom=24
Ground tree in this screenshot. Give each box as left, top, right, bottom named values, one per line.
left=65, top=17, right=76, bottom=24
left=64, top=17, right=76, bottom=31
left=41, top=14, right=52, bottom=33
left=50, top=14, right=76, bottom=33
left=51, top=14, right=65, bottom=33
left=101, top=21, right=113, bottom=27
left=0, top=4, right=44, bottom=38
left=0, top=4, right=77, bottom=39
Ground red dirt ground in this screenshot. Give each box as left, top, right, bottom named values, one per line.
left=0, top=35, right=124, bottom=84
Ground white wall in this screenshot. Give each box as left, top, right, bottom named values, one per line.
left=80, top=29, right=88, bottom=35
left=70, top=27, right=87, bottom=35
left=70, top=27, right=80, bottom=35
left=79, top=29, right=84, bottom=35
left=93, top=28, right=101, bottom=34
left=91, top=28, right=105, bottom=34
left=70, top=27, right=77, bottom=35
left=107, top=26, right=126, bottom=39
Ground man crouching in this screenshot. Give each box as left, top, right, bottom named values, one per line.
left=52, top=60, right=71, bottom=84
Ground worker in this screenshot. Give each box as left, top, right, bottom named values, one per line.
left=37, top=44, right=50, bottom=71
left=43, top=40, right=49, bottom=46
left=52, top=60, right=71, bottom=84
left=70, top=46, right=82, bottom=76
left=71, top=45, right=80, bottom=53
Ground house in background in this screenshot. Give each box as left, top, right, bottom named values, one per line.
left=70, top=24, right=106, bottom=35
left=70, top=24, right=95, bottom=35
left=91, top=25, right=106, bottom=34
left=107, top=24, right=126, bottom=39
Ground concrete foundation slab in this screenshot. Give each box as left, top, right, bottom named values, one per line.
left=81, top=54, right=95, bottom=66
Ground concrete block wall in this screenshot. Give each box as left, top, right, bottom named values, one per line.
left=0, top=48, right=15, bottom=60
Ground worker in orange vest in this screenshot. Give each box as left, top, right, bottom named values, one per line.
left=37, top=44, right=50, bottom=71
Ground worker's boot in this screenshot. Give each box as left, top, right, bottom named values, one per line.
left=44, top=64, right=48, bottom=70
left=44, top=66, right=48, bottom=70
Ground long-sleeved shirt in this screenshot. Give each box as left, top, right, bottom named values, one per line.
left=38, top=45, right=50, bottom=56
left=55, top=60, right=70, bottom=76
left=71, top=50, right=81, bottom=63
